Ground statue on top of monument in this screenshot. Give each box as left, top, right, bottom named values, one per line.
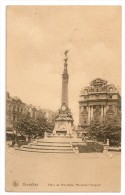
left=64, top=50, right=69, bottom=56
left=64, top=50, right=69, bottom=61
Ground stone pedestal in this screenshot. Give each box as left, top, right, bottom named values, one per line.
left=53, top=113, right=73, bottom=136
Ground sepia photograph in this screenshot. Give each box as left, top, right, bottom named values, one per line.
left=5, top=5, right=121, bottom=192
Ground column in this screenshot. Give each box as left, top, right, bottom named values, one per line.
left=62, top=75, right=68, bottom=107
left=101, top=105, right=103, bottom=120
left=79, top=106, right=82, bottom=125
left=91, top=106, right=93, bottom=120
left=88, top=106, right=91, bottom=124
left=104, top=105, right=107, bottom=116
left=90, top=106, right=92, bottom=123
left=68, top=121, right=72, bottom=135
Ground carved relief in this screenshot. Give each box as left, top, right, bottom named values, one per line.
left=107, top=84, right=116, bottom=92
left=90, top=78, right=108, bottom=86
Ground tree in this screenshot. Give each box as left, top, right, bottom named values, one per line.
left=14, top=112, right=54, bottom=138
left=13, top=113, right=32, bottom=136
left=89, top=119, right=102, bottom=139
left=88, top=113, right=121, bottom=146
left=101, top=114, right=121, bottom=146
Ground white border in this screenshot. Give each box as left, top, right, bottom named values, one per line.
left=0, top=1, right=125, bottom=195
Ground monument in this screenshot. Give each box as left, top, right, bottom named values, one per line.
left=53, top=50, right=74, bottom=136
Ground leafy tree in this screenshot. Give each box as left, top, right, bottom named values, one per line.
left=101, top=114, right=121, bottom=146
left=89, top=119, right=102, bottom=140
left=14, top=112, right=54, bottom=138
left=88, top=113, right=121, bottom=146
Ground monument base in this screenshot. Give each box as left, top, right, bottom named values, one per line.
left=53, top=113, right=73, bottom=136
left=43, top=134, right=82, bottom=143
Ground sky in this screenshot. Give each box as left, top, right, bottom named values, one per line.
left=7, top=6, right=121, bottom=125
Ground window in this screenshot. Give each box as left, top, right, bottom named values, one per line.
left=84, top=106, right=86, bottom=110
left=13, top=106, right=16, bottom=112
left=84, top=120, right=86, bottom=123
left=9, top=105, right=11, bottom=111
left=8, top=113, right=11, bottom=119
left=13, top=115, right=16, bottom=121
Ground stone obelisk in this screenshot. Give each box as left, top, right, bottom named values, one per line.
left=53, top=51, right=73, bottom=136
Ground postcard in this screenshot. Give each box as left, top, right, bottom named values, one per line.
left=5, top=5, right=121, bottom=192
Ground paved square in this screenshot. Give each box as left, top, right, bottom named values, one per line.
left=6, top=148, right=121, bottom=192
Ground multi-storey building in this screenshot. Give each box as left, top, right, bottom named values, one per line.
left=78, top=78, right=121, bottom=131
left=42, top=109, right=56, bottom=123
left=6, top=92, right=26, bottom=130
left=6, top=92, right=56, bottom=131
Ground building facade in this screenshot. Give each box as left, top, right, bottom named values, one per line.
left=6, top=92, right=26, bottom=130
left=6, top=92, right=56, bottom=131
left=78, top=78, right=121, bottom=130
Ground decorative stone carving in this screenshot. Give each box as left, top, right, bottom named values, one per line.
left=90, top=78, right=108, bottom=86
left=79, top=78, right=121, bottom=130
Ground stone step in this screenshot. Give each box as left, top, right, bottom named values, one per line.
left=17, top=139, right=76, bottom=154
left=23, top=145, right=73, bottom=151
left=36, top=141, right=70, bottom=145
left=36, top=137, right=82, bottom=143
left=30, top=142, right=71, bottom=147
left=29, top=144, right=71, bottom=150
left=17, top=147, right=75, bottom=154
